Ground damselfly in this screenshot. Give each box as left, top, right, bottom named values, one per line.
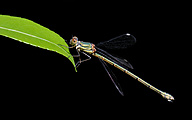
left=59, top=33, right=174, bottom=102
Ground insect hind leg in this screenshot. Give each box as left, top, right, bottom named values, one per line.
left=75, top=52, right=91, bottom=68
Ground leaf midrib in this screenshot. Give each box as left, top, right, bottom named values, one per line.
left=0, top=26, right=70, bottom=56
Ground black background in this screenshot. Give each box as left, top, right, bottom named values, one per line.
left=0, top=2, right=177, bottom=104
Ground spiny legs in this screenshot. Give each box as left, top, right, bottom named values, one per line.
left=58, top=44, right=91, bottom=68
left=74, top=51, right=91, bottom=68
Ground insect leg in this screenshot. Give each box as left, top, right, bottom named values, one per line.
left=75, top=51, right=91, bottom=68
left=58, top=44, right=76, bottom=49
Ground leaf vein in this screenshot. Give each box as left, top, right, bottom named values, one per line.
left=0, top=26, right=70, bottom=56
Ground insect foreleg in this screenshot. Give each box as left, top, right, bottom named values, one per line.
left=75, top=51, right=91, bottom=68
left=58, top=44, right=76, bottom=49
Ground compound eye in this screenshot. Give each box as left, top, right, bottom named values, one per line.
left=73, top=37, right=78, bottom=42
left=73, top=38, right=77, bottom=42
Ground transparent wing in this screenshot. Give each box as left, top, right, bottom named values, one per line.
left=96, top=47, right=133, bottom=69
left=98, top=58, right=124, bottom=96
left=96, top=33, right=136, bottom=49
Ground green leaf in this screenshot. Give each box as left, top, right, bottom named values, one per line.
left=0, top=15, right=76, bottom=71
